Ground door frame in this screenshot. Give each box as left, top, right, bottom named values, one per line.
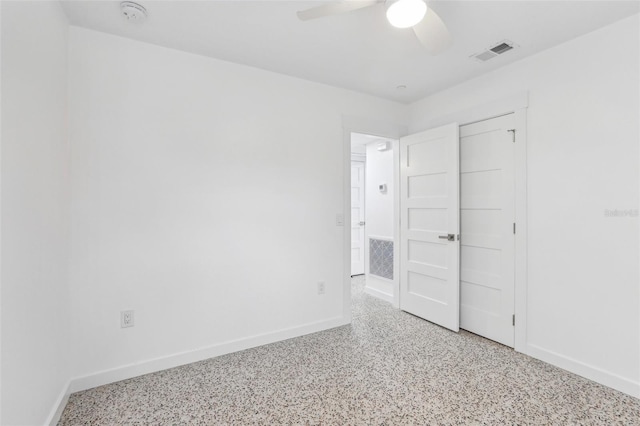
left=350, top=158, right=366, bottom=277
left=408, top=92, right=529, bottom=353
left=342, top=116, right=406, bottom=323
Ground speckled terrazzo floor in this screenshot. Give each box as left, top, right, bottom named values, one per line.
left=60, top=275, right=640, bottom=425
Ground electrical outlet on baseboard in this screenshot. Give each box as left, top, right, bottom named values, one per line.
left=317, top=281, right=326, bottom=295
left=121, top=310, right=134, bottom=328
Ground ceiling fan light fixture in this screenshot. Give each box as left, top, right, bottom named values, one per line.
left=386, top=0, right=427, bottom=29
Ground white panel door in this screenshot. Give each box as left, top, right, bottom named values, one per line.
left=351, top=161, right=366, bottom=276
left=460, top=114, right=515, bottom=347
left=400, top=123, right=460, bottom=332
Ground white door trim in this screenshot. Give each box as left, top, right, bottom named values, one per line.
left=426, top=92, right=529, bottom=129
left=512, top=108, right=528, bottom=354
left=342, top=116, right=407, bottom=322
left=408, top=92, right=528, bottom=354
left=350, top=160, right=366, bottom=276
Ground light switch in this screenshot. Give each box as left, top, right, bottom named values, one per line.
left=336, top=214, right=344, bottom=226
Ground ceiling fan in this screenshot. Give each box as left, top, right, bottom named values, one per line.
left=296, top=0, right=452, bottom=55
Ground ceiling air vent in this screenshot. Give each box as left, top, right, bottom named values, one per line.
left=471, top=40, right=517, bottom=62
left=490, top=42, right=514, bottom=54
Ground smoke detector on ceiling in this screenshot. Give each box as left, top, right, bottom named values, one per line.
left=471, top=40, right=518, bottom=62
left=121, top=2, right=147, bottom=22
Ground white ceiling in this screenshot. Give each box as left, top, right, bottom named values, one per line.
left=351, top=132, right=390, bottom=149
left=60, top=1, right=639, bottom=104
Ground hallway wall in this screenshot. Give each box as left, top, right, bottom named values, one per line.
left=364, top=141, right=396, bottom=301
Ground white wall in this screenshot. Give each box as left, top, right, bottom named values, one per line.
left=67, top=27, right=407, bottom=386
left=351, top=144, right=366, bottom=156
left=1, top=1, right=71, bottom=424
left=364, top=142, right=395, bottom=300
left=1, top=8, right=635, bottom=425
left=409, top=15, right=639, bottom=396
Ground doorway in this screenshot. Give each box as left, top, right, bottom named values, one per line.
left=351, top=158, right=365, bottom=276
left=350, top=132, right=399, bottom=304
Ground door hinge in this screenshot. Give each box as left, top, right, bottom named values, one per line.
left=508, top=129, right=516, bottom=142
left=513, top=223, right=516, bottom=234
left=512, top=314, right=515, bottom=326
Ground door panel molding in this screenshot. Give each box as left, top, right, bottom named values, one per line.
left=459, top=113, right=516, bottom=347
left=407, top=94, right=528, bottom=354
left=400, top=123, right=460, bottom=332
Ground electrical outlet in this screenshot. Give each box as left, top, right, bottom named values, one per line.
left=317, top=281, right=326, bottom=295
left=121, top=310, right=134, bottom=328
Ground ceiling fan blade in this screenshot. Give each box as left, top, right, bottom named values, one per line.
left=412, top=7, right=452, bottom=55
left=297, top=1, right=379, bottom=21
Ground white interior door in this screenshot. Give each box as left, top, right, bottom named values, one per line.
left=400, top=123, right=460, bottom=332
left=351, top=161, right=365, bottom=276
left=459, top=114, right=515, bottom=347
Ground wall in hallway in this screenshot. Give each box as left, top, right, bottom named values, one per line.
left=364, top=141, right=396, bottom=301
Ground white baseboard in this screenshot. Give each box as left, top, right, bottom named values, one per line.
left=43, top=320, right=639, bottom=424
left=363, top=286, right=394, bottom=304
left=67, top=316, right=347, bottom=395
left=44, top=380, right=71, bottom=426
left=526, top=343, right=640, bottom=398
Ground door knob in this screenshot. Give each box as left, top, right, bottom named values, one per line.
left=438, top=234, right=455, bottom=241
left=359, top=221, right=365, bottom=226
